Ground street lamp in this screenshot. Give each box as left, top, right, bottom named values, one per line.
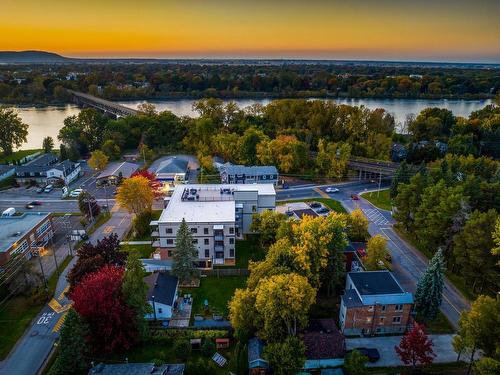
left=152, top=295, right=157, bottom=321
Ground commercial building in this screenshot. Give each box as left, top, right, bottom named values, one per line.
left=0, top=212, right=54, bottom=266
left=155, top=157, right=189, bottom=182
left=96, top=161, right=139, bottom=185
left=339, top=271, right=414, bottom=336
left=15, top=153, right=81, bottom=186
left=151, top=184, right=276, bottom=267
left=218, top=164, right=278, bottom=185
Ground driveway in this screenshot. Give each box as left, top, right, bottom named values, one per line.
left=346, top=334, right=462, bottom=367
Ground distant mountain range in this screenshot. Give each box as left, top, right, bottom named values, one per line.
left=0, top=50, right=498, bottom=69
left=0, top=50, right=70, bottom=63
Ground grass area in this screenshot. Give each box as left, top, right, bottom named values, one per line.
left=361, top=189, right=392, bottom=211
left=278, top=198, right=347, bottom=213
left=394, top=226, right=475, bottom=302
left=215, top=237, right=265, bottom=270
left=367, top=361, right=468, bottom=374
left=125, top=210, right=163, bottom=241
left=122, top=244, right=155, bottom=259
left=416, top=311, right=455, bottom=334
left=0, top=149, right=42, bottom=164
left=0, top=175, right=15, bottom=190
left=51, top=212, right=81, bottom=217
left=187, top=276, right=247, bottom=317
left=87, top=212, right=111, bottom=235
left=0, top=255, right=73, bottom=359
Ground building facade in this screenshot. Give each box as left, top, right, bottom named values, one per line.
left=15, top=153, right=81, bottom=186
left=0, top=165, right=15, bottom=182
left=151, top=184, right=276, bottom=267
left=0, top=212, right=54, bottom=267
left=339, top=271, right=414, bottom=336
left=219, top=164, right=279, bottom=185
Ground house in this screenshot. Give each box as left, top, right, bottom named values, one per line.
left=88, top=363, right=184, bottom=375
left=143, top=272, right=179, bottom=320
left=339, top=271, right=414, bottom=336
left=248, top=337, right=269, bottom=375
left=0, top=212, right=53, bottom=266
left=155, top=157, right=189, bottom=182
left=218, top=164, right=278, bottom=185
left=0, top=165, right=15, bottom=182
left=150, top=184, right=276, bottom=267
left=302, top=319, right=345, bottom=370
left=96, top=161, right=139, bottom=185
left=15, top=153, right=81, bottom=186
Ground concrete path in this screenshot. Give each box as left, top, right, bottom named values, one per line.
left=346, top=334, right=461, bottom=367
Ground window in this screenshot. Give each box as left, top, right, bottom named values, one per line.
left=395, top=304, right=403, bottom=312
left=192, top=239, right=198, bottom=244
left=368, top=305, right=374, bottom=312
left=191, top=228, right=197, bottom=234
left=392, top=316, right=401, bottom=324
left=204, top=238, right=209, bottom=245
left=205, top=249, right=210, bottom=258
left=229, top=248, right=235, bottom=257
left=229, top=238, right=234, bottom=244
left=168, top=250, right=173, bottom=257
left=229, top=227, right=234, bottom=234
left=381, top=305, right=386, bottom=312
left=158, top=308, right=163, bottom=314
left=166, top=239, right=174, bottom=245
left=252, top=205, right=257, bottom=212
left=379, top=317, right=385, bottom=324
left=204, top=228, right=209, bottom=235
left=166, top=228, right=173, bottom=234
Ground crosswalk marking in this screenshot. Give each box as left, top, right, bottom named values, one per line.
left=314, top=187, right=330, bottom=199
left=57, top=285, right=70, bottom=301
left=111, top=204, right=120, bottom=213
left=52, top=311, right=68, bottom=333
left=49, top=298, right=73, bottom=314
left=103, top=225, right=114, bottom=234
left=362, top=208, right=390, bottom=226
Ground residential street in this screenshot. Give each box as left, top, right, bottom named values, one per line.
left=0, top=205, right=132, bottom=375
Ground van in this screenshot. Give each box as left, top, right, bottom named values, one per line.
left=44, top=185, right=53, bottom=193
left=1, top=207, right=16, bottom=217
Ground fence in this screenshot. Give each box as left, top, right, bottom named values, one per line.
left=201, top=268, right=249, bottom=277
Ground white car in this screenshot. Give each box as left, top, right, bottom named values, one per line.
left=69, top=189, right=83, bottom=197
left=325, top=187, right=339, bottom=193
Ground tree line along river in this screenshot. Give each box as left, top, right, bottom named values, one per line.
left=7, top=97, right=493, bottom=150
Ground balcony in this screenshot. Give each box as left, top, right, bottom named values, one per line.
left=214, top=245, right=224, bottom=252
left=152, top=240, right=160, bottom=247
left=214, top=235, right=224, bottom=241
left=151, top=231, right=159, bottom=237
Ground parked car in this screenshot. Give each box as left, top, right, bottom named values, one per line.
left=356, top=247, right=367, bottom=258
left=325, top=187, right=339, bottom=193
left=349, top=348, right=380, bottom=363
left=317, top=207, right=330, bottom=214
left=309, top=202, right=321, bottom=208
left=36, top=187, right=44, bottom=194
left=351, top=194, right=359, bottom=200
left=44, top=185, right=53, bottom=193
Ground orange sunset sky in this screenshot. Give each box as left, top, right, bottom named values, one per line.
left=1, top=0, right=499, bottom=62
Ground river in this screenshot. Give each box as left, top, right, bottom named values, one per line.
left=11, top=98, right=493, bottom=149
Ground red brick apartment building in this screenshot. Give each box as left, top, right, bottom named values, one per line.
left=340, top=271, right=414, bottom=336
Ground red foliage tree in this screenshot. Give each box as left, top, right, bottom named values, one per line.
left=131, top=169, right=163, bottom=198
left=71, top=265, right=138, bottom=355
left=395, top=323, right=435, bottom=369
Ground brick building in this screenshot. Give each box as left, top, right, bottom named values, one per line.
left=339, top=271, right=414, bottom=336
left=0, top=212, right=54, bottom=267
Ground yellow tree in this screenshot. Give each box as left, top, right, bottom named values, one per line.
left=255, top=273, right=316, bottom=340
left=347, top=208, right=369, bottom=241
left=228, top=288, right=257, bottom=339
left=493, top=217, right=500, bottom=265
left=88, top=150, right=109, bottom=172
left=364, top=234, right=390, bottom=270
left=116, top=176, right=153, bottom=215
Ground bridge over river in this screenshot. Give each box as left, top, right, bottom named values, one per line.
left=68, top=90, right=138, bottom=118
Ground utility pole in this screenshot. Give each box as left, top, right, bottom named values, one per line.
left=36, top=252, right=48, bottom=295
left=377, top=168, right=382, bottom=198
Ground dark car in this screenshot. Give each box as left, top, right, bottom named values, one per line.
left=317, top=207, right=330, bottom=214
left=29, top=201, right=42, bottom=206
left=351, top=194, right=359, bottom=200
left=25, top=203, right=34, bottom=209
left=348, top=348, right=380, bottom=363
left=36, top=187, right=44, bottom=194
left=309, top=202, right=321, bottom=208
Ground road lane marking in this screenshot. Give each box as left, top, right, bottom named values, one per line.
left=58, top=285, right=70, bottom=301
left=52, top=312, right=68, bottom=333
left=314, top=187, right=330, bottom=199
left=103, top=225, right=115, bottom=234
left=37, top=312, right=55, bottom=325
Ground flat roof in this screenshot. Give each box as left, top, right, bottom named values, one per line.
left=348, top=271, right=404, bottom=295
left=158, top=183, right=274, bottom=224
left=0, top=213, right=50, bottom=252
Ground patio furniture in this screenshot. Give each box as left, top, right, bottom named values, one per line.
left=212, top=352, right=227, bottom=367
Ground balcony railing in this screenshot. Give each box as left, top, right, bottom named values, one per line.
left=214, top=245, right=224, bottom=252
left=151, top=231, right=159, bottom=237
left=152, top=241, right=160, bottom=247
left=214, top=235, right=224, bottom=241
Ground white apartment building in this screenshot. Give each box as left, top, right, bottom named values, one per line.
left=151, top=184, right=276, bottom=267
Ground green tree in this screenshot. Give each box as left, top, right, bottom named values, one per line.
left=493, top=217, right=500, bottom=265
left=344, top=349, right=368, bottom=375
left=59, top=143, right=68, bottom=161
left=390, top=161, right=413, bottom=198
left=122, top=250, right=150, bottom=339
left=474, top=357, right=500, bottom=375
left=364, top=234, right=390, bottom=270
left=101, top=139, right=121, bottom=160
left=240, top=127, right=269, bottom=165
left=0, top=106, right=29, bottom=155
left=414, top=248, right=446, bottom=321
left=78, top=191, right=100, bottom=220
left=42, top=136, right=54, bottom=153
left=250, top=210, right=288, bottom=248
left=49, top=309, right=88, bottom=375
left=58, top=108, right=106, bottom=155
left=172, top=219, right=200, bottom=285
left=452, top=209, right=498, bottom=292
left=394, top=173, right=428, bottom=232
left=263, top=336, right=306, bottom=375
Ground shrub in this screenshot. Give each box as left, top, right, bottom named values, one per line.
left=132, top=210, right=153, bottom=239
left=173, top=339, right=191, bottom=361
left=201, top=339, right=216, bottom=357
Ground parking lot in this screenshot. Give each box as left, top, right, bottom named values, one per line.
left=277, top=201, right=332, bottom=220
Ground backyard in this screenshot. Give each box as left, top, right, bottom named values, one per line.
left=361, top=189, right=392, bottom=211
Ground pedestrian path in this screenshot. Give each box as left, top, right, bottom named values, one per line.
left=362, top=208, right=390, bottom=226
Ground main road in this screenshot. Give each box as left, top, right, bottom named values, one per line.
left=277, top=179, right=469, bottom=329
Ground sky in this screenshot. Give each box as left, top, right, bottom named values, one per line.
left=1, top=0, right=500, bottom=62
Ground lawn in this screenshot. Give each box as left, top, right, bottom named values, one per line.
left=0, top=149, right=42, bottom=164
left=416, top=311, right=455, bottom=334
left=125, top=210, right=163, bottom=241
left=214, top=237, right=265, bottom=270
left=361, top=189, right=392, bottom=211
left=186, top=276, right=247, bottom=317
left=122, top=244, right=155, bottom=258
left=0, top=255, right=72, bottom=359
left=278, top=198, right=346, bottom=213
